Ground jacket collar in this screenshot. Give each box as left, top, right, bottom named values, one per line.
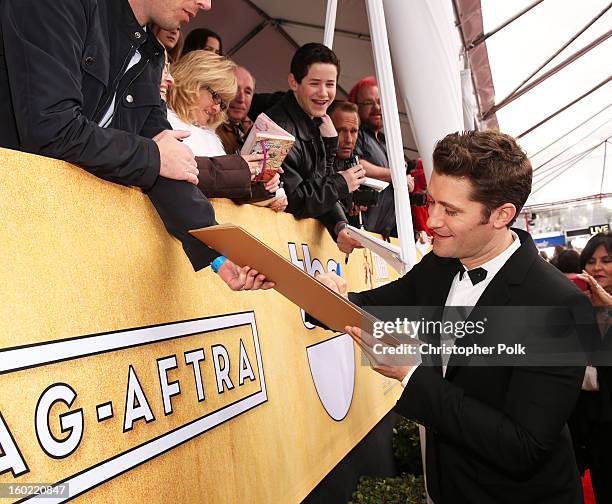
left=114, top=0, right=163, bottom=55
left=280, top=92, right=322, bottom=141
left=431, top=228, right=537, bottom=293
left=361, top=124, right=385, bottom=144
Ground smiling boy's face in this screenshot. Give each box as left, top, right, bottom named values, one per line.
left=289, top=63, right=337, bottom=118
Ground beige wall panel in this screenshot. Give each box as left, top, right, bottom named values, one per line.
left=0, top=148, right=401, bottom=503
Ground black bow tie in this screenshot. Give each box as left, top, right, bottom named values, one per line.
left=459, top=267, right=487, bottom=285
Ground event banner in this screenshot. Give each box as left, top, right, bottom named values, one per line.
left=0, top=149, right=401, bottom=503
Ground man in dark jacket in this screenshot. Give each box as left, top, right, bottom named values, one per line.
left=266, top=43, right=363, bottom=254
left=0, top=0, right=270, bottom=291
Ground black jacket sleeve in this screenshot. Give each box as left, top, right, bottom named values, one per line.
left=397, top=362, right=583, bottom=474
left=1, top=0, right=160, bottom=190
left=318, top=203, right=349, bottom=241
left=146, top=177, right=219, bottom=271
left=282, top=137, right=349, bottom=219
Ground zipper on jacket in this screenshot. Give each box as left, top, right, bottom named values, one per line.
left=92, top=45, right=137, bottom=124
left=116, top=56, right=149, bottom=106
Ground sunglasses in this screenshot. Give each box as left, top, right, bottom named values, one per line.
left=205, top=85, right=227, bottom=111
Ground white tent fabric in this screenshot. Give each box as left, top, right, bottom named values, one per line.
left=366, top=0, right=417, bottom=268
left=480, top=0, right=612, bottom=207
left=384, top=0, right=465, bottom=180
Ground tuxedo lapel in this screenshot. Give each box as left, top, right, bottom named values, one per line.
left=419, top=257, right=462, bottom=375
left=423, top=256, right=462, bottom=306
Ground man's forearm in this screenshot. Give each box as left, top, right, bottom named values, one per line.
left=361, top=159, right=392, bottom=182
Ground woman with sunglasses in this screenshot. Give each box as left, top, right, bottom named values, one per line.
left=167, top=50, right=280, bottom=199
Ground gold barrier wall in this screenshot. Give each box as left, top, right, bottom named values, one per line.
left=0, top=148, right=401, bottom=503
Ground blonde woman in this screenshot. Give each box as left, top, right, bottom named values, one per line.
left=167, top=50, right=279, bottom=199
left=167, top=50, right=236, bottom=157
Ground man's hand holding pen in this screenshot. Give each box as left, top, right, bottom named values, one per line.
left=315, top=272, right=414, bottom=381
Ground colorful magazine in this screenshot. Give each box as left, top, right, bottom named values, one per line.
left=241, top=113, right=295, bottom=182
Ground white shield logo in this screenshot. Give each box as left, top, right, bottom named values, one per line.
left=306, top=334, right=355, bottom=421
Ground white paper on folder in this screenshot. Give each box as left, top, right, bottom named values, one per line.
left=346, top=225, right=406, bottom=274
left=361, top=177, right=389, bottom=192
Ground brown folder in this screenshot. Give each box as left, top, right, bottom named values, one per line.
left=190, top=224, right=377, bottom=334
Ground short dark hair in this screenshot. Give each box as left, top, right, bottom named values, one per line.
left=580, top=232, right=612, bottom=270
left=328, top=100, right=359, bottom=117
left=290, top=43, right=340, bottom=84
left=555, top=249, right=581, bottom=274
left=432, top=130, right=532, bottom=226
left=183, top=28, right=223, bottom=56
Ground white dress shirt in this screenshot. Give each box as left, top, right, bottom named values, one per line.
left=401, top=231, right=521, bottom=387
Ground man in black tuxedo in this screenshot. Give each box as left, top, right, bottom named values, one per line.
left=317, top=131, right=595, bottom=503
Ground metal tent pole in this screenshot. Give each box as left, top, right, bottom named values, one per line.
left=365, top=0, right=416, bottom=271
left=323, top=0, right=338, bottom=49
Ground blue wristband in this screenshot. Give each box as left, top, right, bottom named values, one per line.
left=211, top=256, right=227, bottom=273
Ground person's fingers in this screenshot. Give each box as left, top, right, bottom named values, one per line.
left=243, top=153, right=265, bottom=162
left=236, top=266, right=249, bottom=289
left=170, top=129, right=191, bottom=140
left=261, top=281, right=276, bottom=289
left=251, top=273, right=267, bottom=290
left=265, top=181, right=279, bottom=192
left=328, top=271, right=347, bottom=294
left=316, top=273, right=340, bottom=292
left=345, top=325, right=362, bottom=345
left=243, top=268, right=258, bottom=290
left=579, top=272, right=598, bottom=289
left=186, top=173, right=198, bottom=185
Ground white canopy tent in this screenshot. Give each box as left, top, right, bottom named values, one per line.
left=477, top=0, right=611, bottom=207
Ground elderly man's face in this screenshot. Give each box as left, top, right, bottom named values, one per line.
left=227, top=68, right=254, bottom=124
